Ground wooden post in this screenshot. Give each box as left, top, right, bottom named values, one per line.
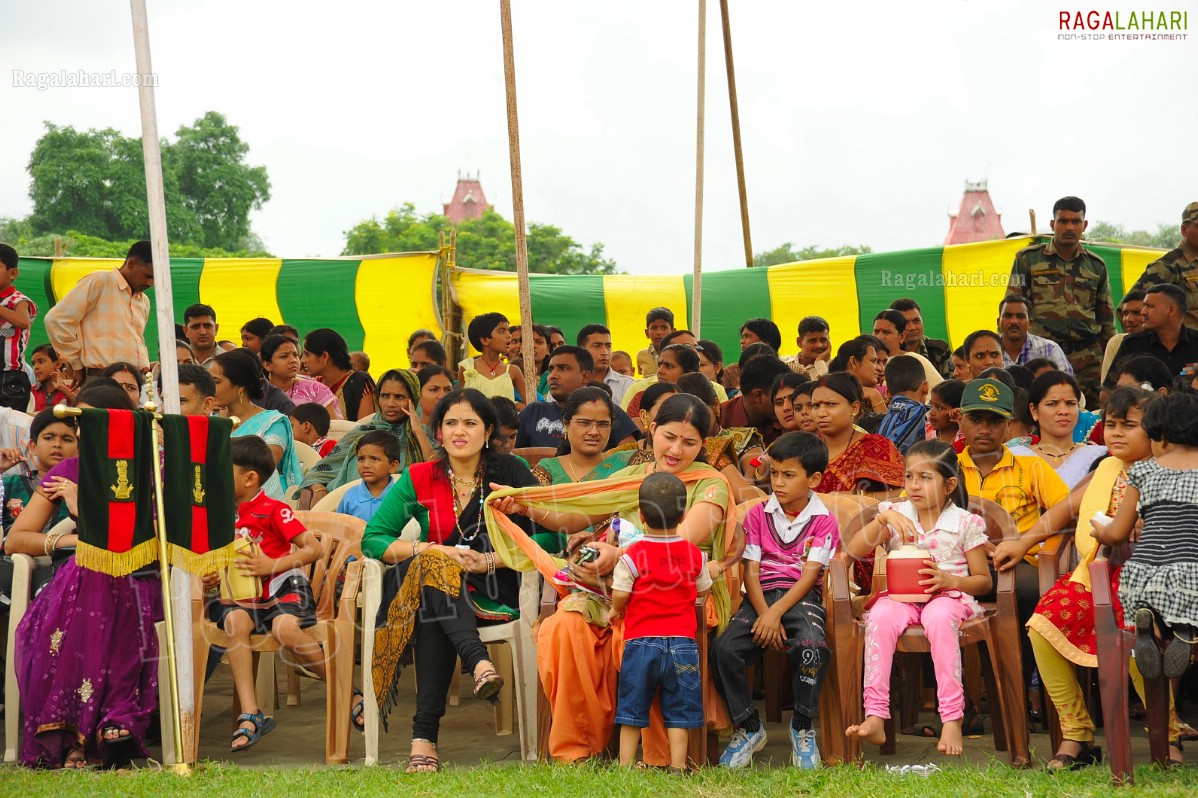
left=692, top=0, right=706, bottom=337
left=719, top=0, right=753, bottom=268
left=499, top=0, right=537, bottom=396
left=1029, top=209, right=1037, bottom=239
left=129, top=0, right=190, bottom=771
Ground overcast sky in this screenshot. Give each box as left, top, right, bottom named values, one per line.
left=3, top=1, right=1194, bottom=273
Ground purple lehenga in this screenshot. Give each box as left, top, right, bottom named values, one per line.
left=14, top=457, right=164, bottom=768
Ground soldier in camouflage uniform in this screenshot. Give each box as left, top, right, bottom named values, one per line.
left=1006, top=196, right=1115, bottom=408
left=1130, top=201, right=1198, bottom=330
left=891, top=297, right=953, bottom=378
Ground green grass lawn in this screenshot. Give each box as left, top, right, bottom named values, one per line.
left=1, top=761, right=1196, bottom=797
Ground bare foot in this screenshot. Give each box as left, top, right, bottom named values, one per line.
left=63, top=748, right=87, bottom=769
left=937, top=718, right=963, bottom=756
left=845, top=715, right=887, bottom=746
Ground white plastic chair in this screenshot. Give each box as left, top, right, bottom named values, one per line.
left=3, top=518, right=74, bottom=762
left=327, top=419, right=356, bottom=442
left=361, top=558, right=540, bottom=764
left=294, top=441, right=321, bottom=474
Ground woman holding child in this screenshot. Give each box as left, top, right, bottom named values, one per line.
left=298, top=369, right=432, bottom=505
left=487, top=393, right=741, bottom=765
left=362, top=388, right=541, bottom=773
left=7, top=384, right=156, bottom=769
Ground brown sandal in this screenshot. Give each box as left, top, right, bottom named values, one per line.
left=472, top=667, right=504, bottom=703
left=406, top=753, right=442, bottom=773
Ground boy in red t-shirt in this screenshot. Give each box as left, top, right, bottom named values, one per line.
left=207, top=436, right=323, bottom=752
left=608, top=472, right=712, bottom=772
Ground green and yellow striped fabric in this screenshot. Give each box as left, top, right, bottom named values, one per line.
left=17, top=253, right=441, bottom=379
left=19, top=239, right=1166, bottom=378
left=454, top=238, right=1167, bottom=362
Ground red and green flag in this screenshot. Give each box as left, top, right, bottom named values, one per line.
left=75, top=408, right=158, bottom=576
left=160, top=414, right=236, bottom=573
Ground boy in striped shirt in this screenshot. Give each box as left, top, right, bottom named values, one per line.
left=713, top=432, right=840, bottom=769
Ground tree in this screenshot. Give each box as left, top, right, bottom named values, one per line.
left=1085, top=221, right=1178, bottom=249
left=24, top=113, right=268, bottom=251
left=342, top=205, right=619, bottom=275
left=753, top=242, right=873, bottom=268
left=172, top=112, right=271, bottom=251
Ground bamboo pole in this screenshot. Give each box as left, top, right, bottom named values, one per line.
left=719, top=0, right=753, bottom=268
left=129, top=0, right=190, bottom=772
left=692, top=0, right=706, bottom=337
left=499, top=0, right=537, bottom=397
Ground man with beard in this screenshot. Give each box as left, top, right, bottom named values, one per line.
left=996, top=294, right=1072, bottom=374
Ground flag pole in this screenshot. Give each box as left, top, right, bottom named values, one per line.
left=718, top=0, right=753, bottom=268
left=692, top=0, right=707, bottom=337
left=129, top=0, right=191, bottom=771
left=499, top=0, right=537, bottom=397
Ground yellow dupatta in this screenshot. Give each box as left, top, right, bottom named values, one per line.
left=1069, top=455, right=1126, bottom=591
left=485, top=462, right=740, bottom=630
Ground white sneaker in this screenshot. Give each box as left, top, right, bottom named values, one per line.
left=791, top=727, right=821, bottom=769
left=719, top=726, right=767, bottom=769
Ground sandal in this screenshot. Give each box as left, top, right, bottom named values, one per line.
left=1134, top=608, right=1163, bottom=680
left=230, top=709, right=276, bottom=752
left=472, top=667, right=504, bottom=704
left=1163, top=626, right=1195, bottom=679
left=350, top=687, right=365, bottom=733
left=1047, top=742, right=1101, bottom=771
left=1179, top=722, right=1198, bottom=742
left=406, top=743, right=442, bottom=774
left=1169, top=741, right=1184, bottom=768
left=901, top=724, right=939, bottom=738
left=62, top=748, right=89, bottom=770
left=100, top=725, right=133, bottom=746
left=962, top=711, right=986, bottom=737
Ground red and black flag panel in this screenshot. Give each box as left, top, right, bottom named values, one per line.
left=160, top=413, right=236, bottom=573
left=75, top=408, right=158, bottom=576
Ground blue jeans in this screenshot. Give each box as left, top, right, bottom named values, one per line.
left=615, top=636, right=703, bottom=729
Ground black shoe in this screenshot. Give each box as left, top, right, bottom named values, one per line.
left=1135, top=608, right=1163, bottom=680
left=1047, top=742, right=1102, bottom=772
left=1164, top=626, right=1195, bottom=680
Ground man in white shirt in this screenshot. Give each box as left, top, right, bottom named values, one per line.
left=577, top=324, right=633, bottom=405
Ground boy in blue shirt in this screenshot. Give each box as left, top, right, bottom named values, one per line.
left=335, top=430, right=400, bottom=522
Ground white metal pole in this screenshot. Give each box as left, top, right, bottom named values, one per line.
left=129, top=0, right=192, bottom=770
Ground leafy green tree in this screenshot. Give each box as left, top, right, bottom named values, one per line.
left=1085, top=221, right=1177, bottom=249
left=343, top=204, right=618, bottom=274
left=24, top=113, right=267, bottom=251
left=172, top=112, right=271, bottom=250
left=753, top=242, right=873, bottom=267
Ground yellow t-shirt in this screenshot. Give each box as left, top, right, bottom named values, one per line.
left=958, top=444, right=1070, bottom=562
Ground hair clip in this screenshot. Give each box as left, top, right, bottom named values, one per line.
left=1141, top=382, right=1153, bottom=391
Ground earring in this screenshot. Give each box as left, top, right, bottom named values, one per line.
left=485, top=439, right=490, bottom=449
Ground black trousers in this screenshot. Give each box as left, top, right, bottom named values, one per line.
left=411, top=585, right=491, bottom=744
left=713, top=589, right=830, bottom=725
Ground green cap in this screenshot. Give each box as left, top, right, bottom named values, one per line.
left=1184, top=202, right=1198, bottom=225
left=960, top=378, right=1013, bottom=418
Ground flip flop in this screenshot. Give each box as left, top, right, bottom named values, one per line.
left=901, top=724, right=939, bottom=738
left=1047, top=743, right=1101, bottom=772
left=100, top=725, right=133, bottom=746
left=230, top=709, right=276, bottom=753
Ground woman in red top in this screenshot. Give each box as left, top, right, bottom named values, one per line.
left=811, top=373, right=904, bottom=497
left=361, top=388, right=541, bottom=773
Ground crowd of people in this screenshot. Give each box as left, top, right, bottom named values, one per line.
left=1, top=194, right=1197, bottom=773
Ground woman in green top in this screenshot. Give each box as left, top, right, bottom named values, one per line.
left=361, top=388, right=542, bottom=773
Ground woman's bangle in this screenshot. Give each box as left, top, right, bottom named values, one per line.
left=44, top=531, right=62, bottom=556
left=486, top=551, right=496, bottom=576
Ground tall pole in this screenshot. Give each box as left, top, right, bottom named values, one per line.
left=499, top=0, right=537, bottom=396
left=692, top=0, right=706, bottom=337
left=719, top=0, right=753, bottom=268
left=130, top=0, right=191, bottom=771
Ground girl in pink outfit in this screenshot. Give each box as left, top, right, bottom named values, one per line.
left=844, top=439, right=992, bottom=756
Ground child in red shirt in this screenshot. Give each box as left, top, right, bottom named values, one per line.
left=206, top=436, right=323, bottom=752
left=608, top=472, right=712, bottom=772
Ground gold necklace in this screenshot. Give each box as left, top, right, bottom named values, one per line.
left=562, top=454, right=597, bottom=483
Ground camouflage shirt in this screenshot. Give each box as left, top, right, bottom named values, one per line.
left=914, top=337, right=953, bottom=379
left=1006, top=240, right=1115, bottom=347
left=1130, top=241, right=1198, bottom=330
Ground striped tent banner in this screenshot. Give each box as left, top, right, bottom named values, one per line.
left=18, top=239, right=1166, bottom=377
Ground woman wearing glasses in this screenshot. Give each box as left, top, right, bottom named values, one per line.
left=532, top=387, right=635, bottom=488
